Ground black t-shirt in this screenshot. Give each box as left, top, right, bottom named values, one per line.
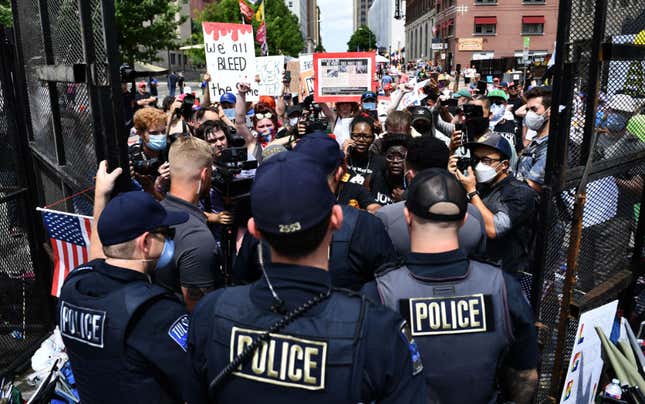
left=337, top=181, right=377, bottom=209
left=370, top=170, right=405, bottom=206
left=135, top=91, right=152, bottom=110
left=346, top=151, right=386, bottom=191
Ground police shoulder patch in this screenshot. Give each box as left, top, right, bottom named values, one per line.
left=399, top=321, right=423, bottom=376
left=168, top=314, right=190, bottom=352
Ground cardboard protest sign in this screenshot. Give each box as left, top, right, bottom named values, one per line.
left=202, top=22, right=259, bottom=102
left=286, top=59, right=300, bottom=95
left=256, top=56, right=285, bottom=96
left=313, top=52, right=375, bottom=103
left=299, top=54, right=314, bottom=100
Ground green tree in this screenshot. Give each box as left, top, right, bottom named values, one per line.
left=115, top=0, right=187, bottom=65
left=186, top=0, right=304, bottom=63
left=0, top=0, right=12, bottom=28
left=347, top=25, right=376, bottom=52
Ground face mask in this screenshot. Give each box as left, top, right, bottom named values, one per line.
left=259, top=128, right=274, bottom=143
left=606, top=113, right=628, bottom=133
left=412, top=122, right=431, bottom=135
left=474, top=162, right=499, bottom=184
left=525, top=110, right=548, bottom=132
left=490, top=104, right=505, bottom=121
left=146, top=134, right=166, bottom=151
left=363, top=102, right=377, bottom=111
left=289, top=117, right=299, bottom=126
left=154, top=239, right=175, bottom=271
left=466, top=117, right=490, bottom=137
left=223, top=108, right=236, bottom=120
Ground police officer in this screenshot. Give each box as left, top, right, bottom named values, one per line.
left=58, top=162, right=192, bottom=403
left=233, top=132, right=397, bottom=291
left=187, top=152, right=426, bottom=403
left=362, top=169, right=538, bottom=404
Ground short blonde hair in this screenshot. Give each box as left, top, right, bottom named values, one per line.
left=169, top=136, right=213, bottom=181
left=133, top=108, right=167, bottom=132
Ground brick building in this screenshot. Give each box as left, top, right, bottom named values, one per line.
left=406, top=0, right=558, bottom=72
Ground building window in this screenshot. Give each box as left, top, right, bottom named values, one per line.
left=447, top=19, right=455, bottom=36
left=522, top=16, right=545, bottom=34
left=474, top=16, right=497, bottom=34
left=170, top=53, right=176, bottom=65
left=523, top=0, right=545, bottom=3
left=474, top=0, right=497, bottom=4
left=288, top=1, right=292, bottom=6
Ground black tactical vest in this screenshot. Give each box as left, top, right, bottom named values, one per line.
left=202, top=285, right=367, bottom=403
left=328, top=205, right=360, bottom=289
left=58, top=264, right=175, bottom=403
left=375, top=261, right=513, bottom=404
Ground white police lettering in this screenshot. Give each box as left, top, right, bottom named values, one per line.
left=408, top=294, right=488, bottom=336
left=278, top=222, right=302, bottom=233
left=230, top=327, right=327, bottom=390
left=168, top=314, right=190, bottom=352
left=59, top=301, right=106, bottom=348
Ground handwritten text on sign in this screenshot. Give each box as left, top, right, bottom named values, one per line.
left=203, top=22, right=258, bottom=101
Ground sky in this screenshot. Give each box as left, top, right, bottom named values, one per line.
left=318, top=0, right=353, bottom=52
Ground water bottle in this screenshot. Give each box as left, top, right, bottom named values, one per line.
left=604, top=379, right=622, bottom=399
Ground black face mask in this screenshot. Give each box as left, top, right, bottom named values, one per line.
left=412, top=121, right=432, bottom=135
left=465, top=117, right=490, bottom=137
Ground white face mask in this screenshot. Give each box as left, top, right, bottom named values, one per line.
left=474, top=162, right=498, bottom=184
left=525, top=110, right=548, bottom=131
left=490, top=104, right=505, bottom=121
left=289, top=117, right=299, bottom=126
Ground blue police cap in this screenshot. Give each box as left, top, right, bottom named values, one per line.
left=220, top=92, right=236, bottom=104
left=468, top=132, right=513, bottom=160
left=98, top=191, right=188, bottom=246
left=293, top=131, right=344, bottom=174
left=251, top=152, right=336, bottom=235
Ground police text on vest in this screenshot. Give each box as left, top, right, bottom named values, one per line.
left=407, top=294, right=488, bottom=336
left=230, top=327, right=327, bottom=390
left=60, top=301, right=106, bottom=348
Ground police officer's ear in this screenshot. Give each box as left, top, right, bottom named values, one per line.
left=329, top=205, right=343, bottom=232
left=136, top=231, right=154, bottom=257
left=403, top=206, right=412, bottom=227
left=248, top=218, right=263, bottom=241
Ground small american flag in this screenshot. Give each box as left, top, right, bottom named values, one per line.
left=39, top=208, right=93, bottom=297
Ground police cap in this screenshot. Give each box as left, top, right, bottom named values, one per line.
left=405, top=168, right=467, bottom=222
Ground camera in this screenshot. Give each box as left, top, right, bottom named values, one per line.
left=176, top=94, right=195, bottom=122
left=456, top=157, right=473, bottom=175
left=131, top=157, right=162, bottom=176
left=211, top=135, right=258, bottom=201
left=120, top=64, right=136, bottom=83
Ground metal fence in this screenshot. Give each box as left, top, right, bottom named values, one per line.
left=0, top=0, right=130, bottom=375
left=532, top=0, right=645, bottom=401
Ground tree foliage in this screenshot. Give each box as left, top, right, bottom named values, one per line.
left=0, top=0, right=12, bottom=28
left=186, top=0, right=304, bottom=64
left=115, top=0, right=187, bottom=65
left=347, top=25, right=376, bottom=52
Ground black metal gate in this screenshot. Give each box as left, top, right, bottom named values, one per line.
left=0, top=0, right=131, bottom=375
left=532, top=0, right=645, bottom=401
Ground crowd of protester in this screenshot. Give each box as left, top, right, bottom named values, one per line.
left=59, top=60, right=644, bottom=404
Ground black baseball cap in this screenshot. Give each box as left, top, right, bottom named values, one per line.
left=410, top=106, right=432, bottom=123
left=405, top=168, right=468, bottom=222
left=294, top=131, right=344, bottom=174
left=98, top=191, right=188, bottom=246
left=251, top=152, right=336, bottom=235
left=286, top=105, right=303, bottom=116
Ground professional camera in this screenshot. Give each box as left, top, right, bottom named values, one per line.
left=129, top=142, right=163, bottom=176
left=120, top=64, right=136, bottom=83
left=175, top=93, right=195, bottom=122
left=300, top=97, right=329, bottom=136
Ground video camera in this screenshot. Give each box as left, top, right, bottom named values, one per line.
left=211, top=135, right=258, bottom=202
left=300, top=96, right=328, bottom=135
left=175, top=94, right=195, bottom=122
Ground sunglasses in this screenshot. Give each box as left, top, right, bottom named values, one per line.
left=255, top=112, right=273, bottom=120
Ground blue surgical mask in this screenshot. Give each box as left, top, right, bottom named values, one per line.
left=155, top=239, right=175, bottom=271
left=363, top=102, right=377, bottom=111
left=223, top=108, right=236, bottom=120
left=606, top=113, right=628, bottom=133
left=146, top=134, right=167, bottom=151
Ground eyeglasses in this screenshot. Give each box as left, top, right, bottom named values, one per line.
left=385, top=153, right=406, bottom=162
left=474, top=157, right=502, bottom=166
left=350, top=132, right=375, bottom=141
left=150, top=227, right=175, bottom=240
left=255, top=112, right=273, bottom=120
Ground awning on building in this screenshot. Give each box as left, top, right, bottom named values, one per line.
left=522, top=16, right=545, bottom=24
left=134, top=62, right=168, bottom=75
left=474, top=16, right=497, bottom=25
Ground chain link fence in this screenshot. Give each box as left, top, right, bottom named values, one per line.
left=534, top=0, right=645, bottom=401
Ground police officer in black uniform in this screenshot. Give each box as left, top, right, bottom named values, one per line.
left=233, top=132, right=397, bottom=291
left=186, top=152, right=426, bottom=403
left=58, top=170, right=192, bottom=403
left=362, top=169, right=538, bottom=404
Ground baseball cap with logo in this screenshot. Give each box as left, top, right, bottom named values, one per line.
left=251, top=152, right=336, bottom=235
left=410, top=106, right=432, bottom=123
left=405, top=168, right=468, bottom=221
left=468, top=132, right=513, bottom=160
left=98, top=191, right=188, bottom=246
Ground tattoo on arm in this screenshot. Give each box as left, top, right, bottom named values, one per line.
left=502, top=368, right=538, bottom=404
